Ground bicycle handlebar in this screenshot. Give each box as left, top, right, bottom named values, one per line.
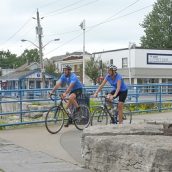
left=48, top=92, right=69, bottom=102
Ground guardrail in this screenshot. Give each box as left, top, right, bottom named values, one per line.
left=0, top=83, right=172, bottom=127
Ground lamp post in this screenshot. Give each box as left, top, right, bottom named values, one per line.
left=21, top=38, right=60, bottom=88
left=128, top=42, right=136, bottom=85
left=79, top=19, right=86, bottom=85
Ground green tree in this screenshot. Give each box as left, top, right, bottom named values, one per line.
left=85, top=57, right=99, bottom=85
left=44, top=59, right=61, bottom=78
left=45, top=59, right=56, bottom=74
left=0, top=49, right=40, bottom=69
left=0, top=50, right=18, bottom=68
left=19, top=49, right=39, bottom=66
left=140, top=0, right=172, bottom=48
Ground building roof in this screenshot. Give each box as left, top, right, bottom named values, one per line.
left=92, top=47, right=172, bottom=55
left=15, top=62, right=40, bottom=72
left=0, top=69, right=37, bottom=81
left=0, top=62, right=57, bottom=81
left=50, top=51, right=91, bottom=62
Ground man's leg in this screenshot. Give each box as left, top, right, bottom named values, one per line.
left=64, top=93, right=79, bottom=127
left=66, top=93, right=79, bottom=109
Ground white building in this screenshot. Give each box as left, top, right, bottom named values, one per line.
left=92, top=47, right=172, bottom=85
left=50, top=52, right=91, bottom=85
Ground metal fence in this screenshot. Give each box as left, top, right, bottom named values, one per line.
left=0, top=83, right=172, bottom=127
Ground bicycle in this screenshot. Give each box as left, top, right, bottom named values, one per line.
left=91, top=95, right=132, bottom=126
left=45, top=93, right=90, bottom=134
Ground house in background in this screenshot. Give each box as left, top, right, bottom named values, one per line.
left=50, top=51, right=92, bottom=85
left=0, top=62, right=57, bottom=97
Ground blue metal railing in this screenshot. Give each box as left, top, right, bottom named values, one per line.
left=0, top=83, right=172, bottom=127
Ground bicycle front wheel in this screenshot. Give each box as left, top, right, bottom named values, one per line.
left=74, top=105, right=90, bottom=130
left=45, top=106, right=64, bottom=134
left=91, top=107, right=108, bottom=126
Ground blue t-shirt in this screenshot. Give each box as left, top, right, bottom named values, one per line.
left=58, top=73, right=83, bottom=91
left=105, top=73, right=127, bottom=92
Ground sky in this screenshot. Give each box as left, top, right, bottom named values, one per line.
left=0, top=0, right=156, bottom=59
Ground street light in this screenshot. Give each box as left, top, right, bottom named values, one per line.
left=21, top=38, right=60, bottom=49
left=21, top=38, right=60, bottom=88
left=79, top=19, right=86, bottom=85
left=128, top=42, right=136, bottom=85
left=21, top=39, right=38, bottom=48
left=42, top=38, right=60, bottom=49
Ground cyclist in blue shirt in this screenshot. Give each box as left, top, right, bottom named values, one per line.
left=93, top=64, right=128, bottom=124
left=49, top=65, right=83, bottom=127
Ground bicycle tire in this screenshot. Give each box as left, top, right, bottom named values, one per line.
left=74, top=104, right=90, bottom=130
left=123, top=106, right=132, bottom=124
left=91, top=107, right=108, bottom=126
left=45, top=106, right=64, bottom=134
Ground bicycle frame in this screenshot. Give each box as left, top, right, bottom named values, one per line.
left=45, top=93, right=91, bottom=133
left=99, top=96, right=118, bottom=124
left=50, top=94, right=74, bottom=119
left=100, top=96, right=118, bottom=113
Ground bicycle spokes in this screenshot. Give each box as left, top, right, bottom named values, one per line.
left=74, top=105, right=90, bottom=130
left=45, top=106, right=64, bottom=134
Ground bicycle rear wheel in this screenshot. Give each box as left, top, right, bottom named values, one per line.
left=74, top=105, right=90, bottom=130
left=91, top=107, right=108, bottom=126
left=123, top=105, right=132, bottom=124
left=45, top=106, right=64, bottom=134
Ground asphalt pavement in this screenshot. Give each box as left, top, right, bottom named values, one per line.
left=0, top=126, right=90, bottom=172
left=0, top=111, right=172, bottom=172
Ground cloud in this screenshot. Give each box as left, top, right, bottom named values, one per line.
left=0, top=0, right=156, bottom=58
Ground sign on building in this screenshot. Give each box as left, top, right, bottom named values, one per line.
left=147, top=53, right=172, bottom=65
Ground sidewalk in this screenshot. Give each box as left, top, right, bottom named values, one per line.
left=0, top=138, right=89, bottom=172
left=0, top=126, right=90, bottom=172
left=132, top=111, right=172, bottom=124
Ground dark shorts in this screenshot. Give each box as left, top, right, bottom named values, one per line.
left=70, top=88, right=82, bottom=98
left=110, top=90, right=128, bottom=103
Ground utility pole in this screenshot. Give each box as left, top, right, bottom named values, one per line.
left=36, top=9, right=45, bottom=88
left=128, top=42, right=136, bottom=85
left=79, top=19, right=86, bottom=85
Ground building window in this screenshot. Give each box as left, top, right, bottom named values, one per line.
left=122, top=58, right=128, bottom=68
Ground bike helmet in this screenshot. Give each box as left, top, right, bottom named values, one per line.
left=63, top=64, right=72, bottom=70
left=107, top=64, right=117, bottom=71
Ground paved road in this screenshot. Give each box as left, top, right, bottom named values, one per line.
left=0, top=138, right=88, bottom=172
left=0, top=111, right=172, bottom=172
left=0, top=126, right=90, bottom=172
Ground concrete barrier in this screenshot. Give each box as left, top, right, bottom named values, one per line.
left=81, top=124, right=172, bottom=172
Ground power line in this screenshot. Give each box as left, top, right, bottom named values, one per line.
left=88, top=0, right=141, bottom=29
left=20, top=26, right=35, bottom=38
left=45, top=3, right=153, bottom=56
left=44, top=0, right=84, bottom=16
left=87, top=4, right=153, bottom=31
left=0, top=11, right=35, bottom=47
left=45, top=29, right=81, bottom=37
left=39, top=0, right=60, bottom=9
left=45, top=0, right=99, bottom=17
left=44, top=0, right=140, bottom=37
left=45, top=33, right=82, bottom=55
